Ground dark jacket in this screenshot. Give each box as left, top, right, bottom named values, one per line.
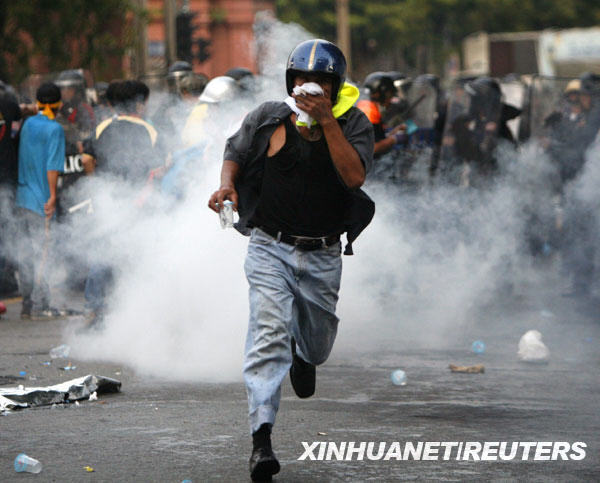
left=223, top=101, right=375, bottom=255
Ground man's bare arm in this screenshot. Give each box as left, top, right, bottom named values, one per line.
left=45, top=170, right=60, bottom=218
left=208, top=160, right=240, bottom=212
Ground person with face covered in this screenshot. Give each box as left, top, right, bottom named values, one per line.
left=208, top=39, right=374, bottom=481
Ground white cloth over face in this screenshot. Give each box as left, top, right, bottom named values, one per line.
left=284, top=82, right=324, bottom=126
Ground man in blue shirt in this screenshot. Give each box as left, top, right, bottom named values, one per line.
left=16, top=82, right=65, bottom=319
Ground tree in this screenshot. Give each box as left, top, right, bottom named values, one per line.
left=0, top=0, right=140, bottom=84
left=276, top=0, right=600, bottom=78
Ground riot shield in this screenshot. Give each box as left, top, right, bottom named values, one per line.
left=438, top=79, right=502, bottom=186
left=499, top=77, right=526, bottom=141
left=521, top=75, right=577, bottom=142
left=385, top=77, right=439, bottom=187
left=405, top=77, right=437, bottom=130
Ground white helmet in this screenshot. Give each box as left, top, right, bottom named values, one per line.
left=198, top=76, right=240, bottom=104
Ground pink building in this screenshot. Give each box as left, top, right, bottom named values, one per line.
left=145, top=0, right=275, bottom=79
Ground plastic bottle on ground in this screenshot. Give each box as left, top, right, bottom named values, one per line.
left=49, top=344, right=70, bottom=359
left=14, top=454, right=42, bottom=473
left=391, top=369, right=407, bottom=386
left=471, top=340, right=486, bottom=354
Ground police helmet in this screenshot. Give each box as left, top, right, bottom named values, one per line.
left=579, top=72, right=600, bottom=95
left=286, top=39, right=347, bottom=102
left=197, top=76, right=240, bottom=104
left=225, top=67, right=256, bottom=92
left=55, top=69, right=86, bottom=101
left=564, top=79, right=581, bottom=95
left=416, top=74, right=440, bottom=92
left=180, top=73, right=208, bottom=97
left=363, top=72, right=395, bottom=101
left=465, top=77, right=502, bottom=104
left=225, top=67, right=253, bottom=82
left=167, top=61, right=193, bottom=94
left=168, top=60, right=193, bottom=75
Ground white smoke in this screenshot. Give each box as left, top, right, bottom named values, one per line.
left=62, top=16, right=316, bottom=381
left=11, top=17, right=591, bottom=381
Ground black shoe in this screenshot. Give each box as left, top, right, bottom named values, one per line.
left=249, top=446, right=280, bottom=482
left=289, top=338, right=315, bottom=398
left=21, top=306, right=32, bottom=320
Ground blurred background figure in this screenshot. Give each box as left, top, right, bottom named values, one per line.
left=55, top=69, right=95, bottom=143
left=181, top=75, right=241, bottom=147
left=0, top=80, right=23, bottom=297
left=82, top=79, right=163, bottom=330
left=16, top=82, right=65, bottom=320
left=357, top=72, right=408, bottom=183
left=92, top=81, right=112, bottom=123
left=439, top=76, right=519, bottom=187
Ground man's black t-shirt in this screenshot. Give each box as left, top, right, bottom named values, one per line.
left=0, top=93, right=22, bottom=187
left=251, top=116, right=348, bottom=237
left=93, top=115, right=161, bottom=183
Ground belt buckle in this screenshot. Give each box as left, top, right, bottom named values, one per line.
left=293, top=235, right=325, bottom=250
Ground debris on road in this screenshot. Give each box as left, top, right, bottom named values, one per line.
left=49, top=344, right=70, bottom=359
left=83, top=466, right=95, bottom=472
left=518, top=330, right=550, bottom=363
left=449, top=364, right=485, bottom=374
left=0, top=375, right=121, bottom=412
left=14, top=453, right=42, bottom=473
left=471, top=340, right=486, bottom=354
left=60, top=364, right=77, bottom=371
left=391, top=369, right=407, bottom=385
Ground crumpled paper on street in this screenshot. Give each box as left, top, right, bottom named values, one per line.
left=0, top=375, right=121, bottom=412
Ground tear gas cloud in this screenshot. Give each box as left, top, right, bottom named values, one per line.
left=3, top=17, right=598, bottom=382
left=66, top=15, right=316, bottom=382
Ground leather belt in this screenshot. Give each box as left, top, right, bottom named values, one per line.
left=259, top=226, right=340, bottom=251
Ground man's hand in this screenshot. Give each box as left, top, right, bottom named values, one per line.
left=208, top=185, right=239, bottom=213
left=293, top=93, right=335, bottom=125
left=390, top=123, right=407, bottom=135
left=82, top=154, right=96, bottom=174
left=44, top=196, right=56, bottom=218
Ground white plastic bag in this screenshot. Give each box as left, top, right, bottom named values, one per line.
left=518, top=330, right=550, bottom=362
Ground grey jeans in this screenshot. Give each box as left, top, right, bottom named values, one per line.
left=17, top=208, right=51, bottom=311
left=243, top=227, right=342, bottom=433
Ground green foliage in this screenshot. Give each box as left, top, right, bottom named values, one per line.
left=276, top=0, right=600, bottom=76
left=0, top=0, right=140, bottom=83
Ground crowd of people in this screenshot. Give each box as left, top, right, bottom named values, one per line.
left=1, top=38, right=600, bottom=480
left=1, top=53, right=599, bottom=318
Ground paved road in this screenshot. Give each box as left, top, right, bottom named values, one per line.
left=1, top=291, right=599, bottom=482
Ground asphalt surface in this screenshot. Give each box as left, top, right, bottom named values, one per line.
left=1, top=288, right=599, bottom=482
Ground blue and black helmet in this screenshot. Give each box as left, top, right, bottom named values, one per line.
left=286, top=39, right=347, bottom=102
